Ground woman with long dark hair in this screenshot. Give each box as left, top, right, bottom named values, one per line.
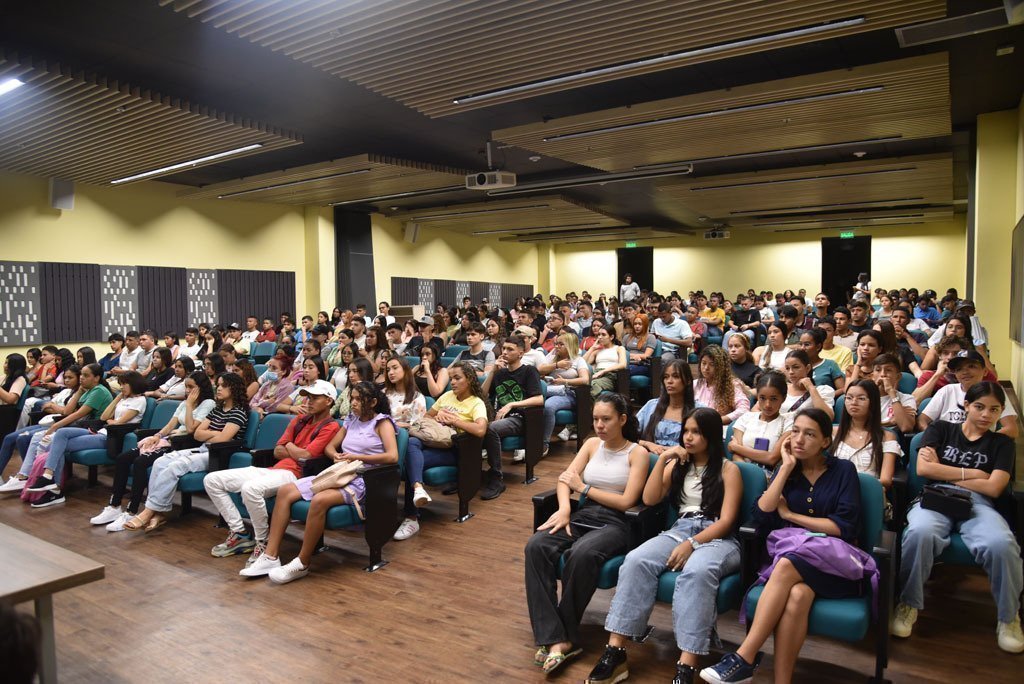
left=845, top=329, right=883, bottom=384
left=587, top=408, right=743, bottom=684
left=0, top=354, right=28, bottom=406
left=832, top=380, right=900, bottom=491
left=730, top=370, right=788, bottom=474
left=524, top=393, right=648, bottom=675
left=636, top=359, right=696, bottom=454
left=752, top=321, right=790, bottom=372
left=413, top=344, right=449, bottom=399
left=76, top=346, right=98, bottom=367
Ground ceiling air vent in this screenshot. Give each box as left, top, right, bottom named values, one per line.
left=896, top=4, right=1022, bottom=47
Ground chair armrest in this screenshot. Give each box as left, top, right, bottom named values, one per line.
left=1011, top=481, right=1024, bottom=550
left=738, top=523, right=764, bottom=587
left=133, top=428, right=161, bottom=440
left=104, top=423, right=141, bottom=459
left=453, top=432, right=484, bottom=511
left=358, top=463, right=402, bottom=544
left=205, top=439, right=245, bottom=472
left=615, top=368, right=630, bottom=395
left=168, top=434, right=201, bottom=451
left=250, top=448, right=277, bottom=468
left=625, top=501, right=666, bottom=549
left=889, top=469, right=908, bottom=531
left=532, top=489, right=559, bottom=529
left=301, top=456, right=332, bottom=477
left=572, top=384, right=593, bottom=442
left=27, top=410, right=47, bottom=426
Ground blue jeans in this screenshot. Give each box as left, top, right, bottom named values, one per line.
left=145, top=447, right=210, bottom=513
left=899, top=492, right=1022, bottom=622
left=542, top=392, right=576, bottom=447
left=0, top=424, right=46, bottom=473
left=403, top=436, right=456, bottom=517
left=41, top=427, right=108, bottom=475
left=627, top=363, right=649, bottom=376
left=604, top=517, right=740, bottom=655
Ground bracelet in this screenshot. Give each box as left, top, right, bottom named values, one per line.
left=961, top=467, right=965, bottom=482
left=581, top=484, right=592, bottom=498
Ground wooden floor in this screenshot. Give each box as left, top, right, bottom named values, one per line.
left=1, top=445, right=1020, bottom=683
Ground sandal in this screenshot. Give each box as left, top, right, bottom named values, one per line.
left=542, top=646, right=582, bottom=676
left=123, top=515, right=147, bottom=531
left=145, top=513, right=167, bottom=532
left=533, top=646, right=549, bottom=666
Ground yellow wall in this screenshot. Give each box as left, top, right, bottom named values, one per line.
left=973, top=110, right=1019, bottom=377
left=0, top=170, right=309, bottom=356
left=1010, top=99, right=1024, bottom=395
left=371, top=214, right=538, bottom=304
left=551, top=219, right=967, bottom=300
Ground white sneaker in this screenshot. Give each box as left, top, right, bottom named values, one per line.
left=891, top=603, right=918, bottom=638
left=997, top=616, right=1024, bottom=653
left=105, top=511, right=131, bottom=532
left=413, top=484, right=432, bottom=508
left=268, top=557, right=309, bottom=584
left=0, top=476, right=26, bottom=494
left=557, top=427, right=571, bottom=442
left=512, top=449, right=526, bottom=463
left=90, top=505, right=123, bottom=525
left=239, top=553, right=281, bottom=577
left=393, top=517, right=420, bottom=540
left=245, top=541, right=267, bottom=567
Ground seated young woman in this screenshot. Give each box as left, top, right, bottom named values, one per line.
left=873, top=319, right=921, bottom=377
left=622, top=313, right=657, bottom=377
left=693, top=346, right=750, bottom=426
left=202, top=352, right=226, bottom=382
left=726, top=334, right=759, bottom=388
left=275, top=356, right=329, bottom=415
left=0, top=353, right=28, bottom=408
left=483, top=318, right=505, bottom=353
left=22, top=371, right=147, bottom=507
left=636, top=359, right=696, bottom=454
left=524, top=393, right=648, bottom=675
left=326, top=329, right=354, bottom=369
left=327, top=342, right=359, bottom=390
left=779, top=350, right=836, bottom=424
left=871, top=353, right=917, bottom=434
left=393, top=361, right=489, bottom=541
left=363, top=325, right=392, bottom=381
left=241, top=381, right=398, bottom=584
left=729, top=371, right=787, bottom=475
left=127, top=372, right=248, bottom=531
left=797, top=328, right=845, bottom=393
left=583, top=327, right=627, bottom=399
left=91, top=371, right=216, bottom=531
left=752, top=321, right=790, bottom=372
left=294, top=338, right=322, bottom=372
left=235, top=358, right=260, bottom=400
left=579, top=317, right=606, bottom=352
left=587, top=408, right=742, bottom=684
left=845, top=329, right=883, bottom=384
left=197, top=329, right=222, bottom=362
left=383, top=357, right=427, bottom=429
left=832, top=380, right=900, bottom=494
left=702, top=409, right=867, bottom=684
left=332, top=358, right=375, bottom=419
left=893, top=382, right=1023, bottom=653
left=249, top=356, right=296, bottom=418
left=538, top=333, right=591, bottom=447
left=922, top=314, right=995, bottom=375
left=918, top=350, right=1018, bottom=439
left=0, top=363, right=78, bottom=484
left=145, top=355, right=192, bottom=400
left=413, top=344, right=449, bottom=399
left=28, top=346, right=58, bottom=389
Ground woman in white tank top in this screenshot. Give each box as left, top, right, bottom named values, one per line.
left=583, top=328, right=627, bottom=399
left=524, top=393, right=648, bottom=675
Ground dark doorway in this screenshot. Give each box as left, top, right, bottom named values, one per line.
left=616, top=247, right=654, bottom=298
left=821, top=236, right=871, bottom=306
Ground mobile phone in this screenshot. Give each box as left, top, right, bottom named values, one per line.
left=753, top=437, right=770, bottom=451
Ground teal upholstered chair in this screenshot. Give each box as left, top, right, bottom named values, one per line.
left=742, top=473, right=895, bottom=682
left=898, top=372, right=917, bottom=394
left=177, top=409, right=260, bottom=513
left=655, top=461, right=768, bottom=612
left=444, top=345, right=468, bottom=358
left=253, top=363, right=268, bottom=377
left=69, top=397, right=159, bottom=486
left=832, top=394, right=846, bottom=424
left=218, top=412, right=298, bottom=518
left=121, top=400, right=182, bottom=451
left=252, top=342, right=276, bottom=363
left=551, top=384, right=594, bottom=449
left=629, top=339, right=663, bottom=400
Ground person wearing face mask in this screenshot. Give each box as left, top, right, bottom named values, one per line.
left=917, top=351, right=1018, bottom=439
left=249, top=356, right=296, bottom=417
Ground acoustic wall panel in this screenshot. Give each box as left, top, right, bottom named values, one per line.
left=101, top=266, right=138, bottom=337
left=470, top=281, right=489, bottom=306
left=138, top=266, right=188, bottom=334
left=455, top=281, right=471, bottom=304
left=434, top=279, right=456, bottom=310
left=391, top=277, right=418, bottom=309
left=39, top=262, right=101, bottom=342
left=503, top=284, right=535, bottom=306
left=335, top=210, right=377, bottom=310
left=416, top=279, right=436, bottom=310
left=488, top=283, right=503, bottom=308
left=216, top=269, right=297, bottom=326
left=0, top=261, right=41, bottom=345
left=187, top=269, right=218, bottom=326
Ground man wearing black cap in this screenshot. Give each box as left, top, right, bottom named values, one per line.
left=917, top=350, right=1018, bottom=438
left=406, top=316, right=444, bottom=358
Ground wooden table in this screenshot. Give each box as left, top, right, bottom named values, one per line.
left=0, top=523, right=105, bottom=683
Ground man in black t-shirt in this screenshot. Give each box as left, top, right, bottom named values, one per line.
left=405, top=317, right=445, bottom=358
left=479, top=335, right=543, bottom=500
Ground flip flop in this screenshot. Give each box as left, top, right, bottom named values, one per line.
left=543, top=646, right=582, bottom=676
left=123, top=515, right=147, bottom=531
left=533, top=646, right=549, bottom=667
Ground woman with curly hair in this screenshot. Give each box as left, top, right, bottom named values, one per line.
left=692, top=345, right=750, bottom=425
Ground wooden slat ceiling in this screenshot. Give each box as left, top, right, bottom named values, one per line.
left=159, top=0, right=945, bottom=118
left=657, top=154, right=953, bottom=224
left=180, top=154, right=470, bottom=205
left=0, top=51, right=300, bottom=185
left=493, top=54, right=950, bottom=172
left=386, top=195, right=650, bottom=242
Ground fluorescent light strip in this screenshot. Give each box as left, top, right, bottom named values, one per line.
left=489, top=164, right=693, bottom=196
left=453, top=16, right=867, bottom=105
left=410, top=204, right=550, bottom=221
left=472, top=222, right=602, bottom=236
left=773, top=221, right=924, bottom=233
left=0, top=78, right=25, bottom=96
left=330, top=185, right=464, bottom=206
left=755, top=213, right=926, bottom=227
left=690, top=167, right=916, bottom=192
left=729, top=197, right=925, bottom=216
left=633, top=136, right=906, bottom=170
left=111, top=144, right=264, bottom=184
left=542, top=86, right=884, bottom=142
left=217, top=168, right=372, bottom=198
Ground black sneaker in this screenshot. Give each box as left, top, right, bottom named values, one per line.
left=30, top=490, right=66, bottom=508
left=480, top=472, right=505, bottom=501
left=585, top=645, right=628, bottom=683
left=672, top=663, right=696, bottom=684
left=699, top=652, right=762, bottom=684
left=26, top=475, right=57, bottom=492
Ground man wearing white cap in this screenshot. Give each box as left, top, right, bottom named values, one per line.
left=204, top=379, right=341, bottom=568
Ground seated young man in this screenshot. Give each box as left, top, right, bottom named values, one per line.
left=294, top=316, right=314, bottom=349
left=777, top=305, right=802, bottom=345
left=109, top=331, right=143, bottom=377
left=453, top=322, right=495, bottom=380
left=377, top=301, right=396, bottom=326
left=848, top=299, right=874, bottom=333
left=913, top=336, right=997, bottom=404
left=350, top=317, right=367, bottom=350
left=787, top=294, right=816, bottom=333
left=575, top=301, right=595, bottom=335
left=539, top=312, right=569, bottom=352
left=99, top=334, right=126, bottom=375
left=832, top=307, right=858, bottom=350
left=406, top=317, right=445, bottom=358
left=913, top=295, right=942, bottom=327
left=698, top=295, right=726, bottom=336
left=480, top=335, right=543, bottom=499
left=650, top=301, right=693, bottom=361
left=241, top=316, right=261, bottom=344
left=612, top=301, right=637, bottom=341
left=204, top=380, right=340, bottom=564
left=385, top=322, right=405, bottom=355
left=256, top=318, right=277, bottom=343
left=224, top=324, right=252, bottom=358
left=683, top=305, right=706, bottom=351
left=918, top=350, right=1018, bottom=439
left=179, top=328, right=202, bottom=360
left=724, top=294, right=761, bottom=346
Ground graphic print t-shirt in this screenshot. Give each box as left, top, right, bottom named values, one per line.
left=921, top=420, right=1014, bottom=477
left=489, top=364, right=542, bottom=418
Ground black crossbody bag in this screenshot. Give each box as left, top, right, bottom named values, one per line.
left=920, top=483, right=973, bottom=521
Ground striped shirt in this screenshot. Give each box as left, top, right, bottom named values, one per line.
left=203, top=406, right=248, bottom=438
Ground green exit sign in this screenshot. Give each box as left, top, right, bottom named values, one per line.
left=839, top=231, right=855, bottom=239
left=624, top=241, right=638, bottom=248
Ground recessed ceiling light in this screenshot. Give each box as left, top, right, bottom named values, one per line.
left=116, top=106, right=128, bottom=113
left=529, top=155, right=542, bottom=162
left=853, top=150, right=867, bottom=158
left=0, top=78, right=25, bottom=96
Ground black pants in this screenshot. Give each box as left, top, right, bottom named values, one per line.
left=109, top=446, right=172, bottom=514
left=524, top=502, right=629, bottom=646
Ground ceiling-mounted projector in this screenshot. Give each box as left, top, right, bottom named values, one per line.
left=466, top=170, right=517, bottom=190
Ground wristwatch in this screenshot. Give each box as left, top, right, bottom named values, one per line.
left=686, top=536, right=701, bottom=549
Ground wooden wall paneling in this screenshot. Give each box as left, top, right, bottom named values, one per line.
left=138, top=266, right=188, bottom=335
left=39, top=262, right=101, bottom=342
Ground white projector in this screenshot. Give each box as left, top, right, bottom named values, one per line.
left=703, top=229, right=731, bottom=240
left=466, top=170, right=517, bottom=190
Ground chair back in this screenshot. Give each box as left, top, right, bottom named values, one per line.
left=906, top=431, right=928, bottom=499
left=723, top=423, right=735, bottom=459
left=241, top=410, right=261, bottom=449
left=254, top=364, right=268, bottom=377
left=253, top=342, right=276, bottom=362
left=833, top=395, right=846, bottom=424
left=139, top=397, right=159, bottom=429
left=15, top=384, right=32, bottom=411
left=444, top=345, right=468, bottom=358
left=735, top=461, right=769, bottom=528
left=856, top=472, right=885, bottom=553
left=898, top=372, right=916, bottom=394
left=918, top=397, right=931, bottom=414
left=253, top=413, right=293, bottom=451
left=148, top=400, right=181, bottom=431
left=425, top=396, right=436, bottom=412
left=404, top=356, right=421, bottom=368
left=652, top=338, right=663, bottom=357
